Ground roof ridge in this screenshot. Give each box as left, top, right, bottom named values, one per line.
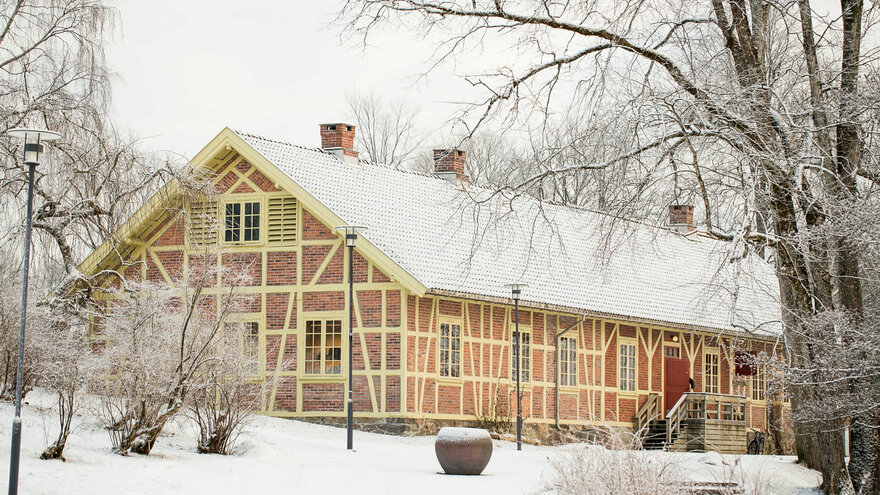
left=235, top=128, right=704, bottom=242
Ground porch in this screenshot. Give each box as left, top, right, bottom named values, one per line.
left=636, top=393, right=748, bottom=454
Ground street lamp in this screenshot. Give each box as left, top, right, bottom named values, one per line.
left=6, top=128, right=61, bottom=495
left=335, top=225, right=367, bottom=451
left=505, top=283, right=528, bottom=451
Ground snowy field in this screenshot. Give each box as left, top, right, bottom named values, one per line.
left=0, top=391, right=821, bottom=494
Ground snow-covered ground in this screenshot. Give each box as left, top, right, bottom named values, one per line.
left=0, top=391, right=821, bottom=494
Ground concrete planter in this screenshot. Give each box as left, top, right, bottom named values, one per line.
left=434, top=427, right=493, bottom=475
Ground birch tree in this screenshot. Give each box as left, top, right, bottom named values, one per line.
left=0, top=0, right=169, bottom=302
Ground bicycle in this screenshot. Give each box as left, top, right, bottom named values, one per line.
left=747, top=430, right=765, bottom=455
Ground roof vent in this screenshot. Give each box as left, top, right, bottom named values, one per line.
left=320, top=123, right=359, bottom=164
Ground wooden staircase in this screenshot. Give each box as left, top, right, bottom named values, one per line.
left=642, top=419, right=678, bottom=450
left=636, top=392, right=748, bottom=454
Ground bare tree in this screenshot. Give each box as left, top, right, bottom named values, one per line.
left=0, top=0, right=170, bottom=303
left=346, top=91, right=424, bottom=168
left=341, top=1, right=880, bottom=492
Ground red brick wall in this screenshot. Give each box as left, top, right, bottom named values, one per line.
left=274, top=377, right=297, bottom=412
left=302, top=383, right=344, bottom=412
left=356, top=290, right=382, bottom=327
left=266, top=292, right=290, bottom=330
left=267, top=251, right=297, bottom=285
left=302, top=291, right=344, bottom=311
left=221, top=252, right=262, bottom=285
left=302, top=210, right=336, bottom=240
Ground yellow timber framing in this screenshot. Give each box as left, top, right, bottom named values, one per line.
left=78, top=127, right=426, bottom=298
left=403, top=292, right=784, bottom=428
left=78, top=127, right=784, bottom=427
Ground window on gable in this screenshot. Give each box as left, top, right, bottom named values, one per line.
left=512, top=330, right=531, bottom=383
left=305, top=319, right=342, bottom=375
left=439, top=322, right=461, bottom=378
left=619, top=341, right=636, bottom=392
left=704, top=351, right=720, bottom=394
left=560, top=336, right=577, bottom=387
left=224, top=201, right=260, bottom=243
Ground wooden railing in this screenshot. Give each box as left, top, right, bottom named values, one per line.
left=666, top=393, right=747, bottom=445
left=636, top=393, right=662, bottom=432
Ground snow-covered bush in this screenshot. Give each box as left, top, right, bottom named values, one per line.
left=186, top=319, right=262, bottom=455
left=0, top=280, right=41, bottom=401
left=93, top=260, right=255, bottom=455
left=30, top=306, right=95, bottom=460
left=544, top=442, right=682, bottom=495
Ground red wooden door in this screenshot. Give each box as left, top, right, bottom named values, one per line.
left=665, top=357, right=689, bottom=413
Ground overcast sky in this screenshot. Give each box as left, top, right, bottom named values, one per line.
left=106, top=0, right=848, bottom=160
left=105, top=1, right=471, bottom=158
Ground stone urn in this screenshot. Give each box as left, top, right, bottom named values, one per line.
left=434, top=427, right=493, bottom=475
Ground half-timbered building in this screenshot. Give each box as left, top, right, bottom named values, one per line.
left=79, top=124, right=786, bottom=452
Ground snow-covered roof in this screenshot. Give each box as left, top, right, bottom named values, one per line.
left=236, top=130, right=781, bottom=336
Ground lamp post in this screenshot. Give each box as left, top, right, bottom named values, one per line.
left=335, top=225, right=366, bottom=451
left=505, top=283, right=528, bottom=451
left=6, top=128, right=61, bottom=495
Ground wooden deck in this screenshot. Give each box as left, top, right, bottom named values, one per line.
left=638, top=393, right=748, bottom=454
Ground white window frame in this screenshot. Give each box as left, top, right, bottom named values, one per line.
left=304, top=319, right=343, bottom=375
left=619, top=338, right=637, bottom=393
left=704, top=349, right=720, bottom=394
left=438, top=320, right=462, bottom=379
left=663, top=345, right=681, bottom=359
left=752, top=364, right=766, bottom=402
left=559, top=336, right=577, bottom=387
left=511, top=329, right=531, bottom=384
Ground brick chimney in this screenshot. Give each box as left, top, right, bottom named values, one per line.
left=320, top=123, right=359, bottom=164
left=433, top=149, right=469, bottom=183
left=668, top=205, right=695, bottom=233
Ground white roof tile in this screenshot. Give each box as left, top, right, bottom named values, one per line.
left=237, top=131, right=781, bottom=336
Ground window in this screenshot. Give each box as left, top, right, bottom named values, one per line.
left=242, top=322, right=259, bottom=372
left=511, top=331, right=531, bottom=383
left=559, top=337, right=577, bottom=387
left=619, top=341, right=637, bottom=392
left=704, top=351, right=720, bottom=394
left=267, top=195, right=297, bottom=244
left=305, top=320, right=342, bottom=375
left=752, top=365, right=766, bottom=401
left=224, top=201, right=260, bottom=242
left=439, top=322, right=461, bottom=378
left=664, top=346, right=681, bottom=358
left=223, top=321, right=260, bottom=373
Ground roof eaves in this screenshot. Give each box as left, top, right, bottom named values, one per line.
left=426, top=288, right=780, bottom=342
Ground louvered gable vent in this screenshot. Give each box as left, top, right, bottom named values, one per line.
left=268, top=195, right=297, bottom=244
left=188, top=195, right=218, bottom=246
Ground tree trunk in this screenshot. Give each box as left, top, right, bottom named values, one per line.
left=771, top=176, right=853, bottom=494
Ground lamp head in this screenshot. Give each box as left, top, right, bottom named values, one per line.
left=7, top=128, right=61, bottom=166
left=334, top=225, right=367, bottom=247
left=505, top=283, right=529, bottom=300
